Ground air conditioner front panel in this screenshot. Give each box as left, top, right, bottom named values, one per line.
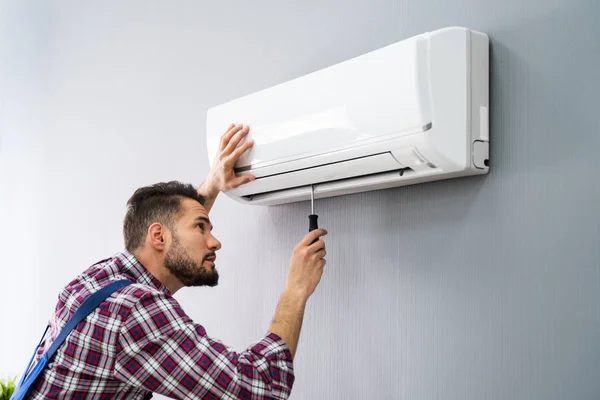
left=206, top=36, right=432, bottom=171
left=237, top=124, right=432, bottom=179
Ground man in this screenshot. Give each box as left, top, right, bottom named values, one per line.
left=26, top=124, right=328, bottom=399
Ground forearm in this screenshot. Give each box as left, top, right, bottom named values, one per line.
left=197, top=180, right=219, bottom=213
left=268, top=290, right=308, bottom=359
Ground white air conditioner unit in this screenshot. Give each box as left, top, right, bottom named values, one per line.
left=206, top=26, right=489, bottom=206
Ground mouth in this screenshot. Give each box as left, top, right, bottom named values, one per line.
left=204, top=255, right=217, bottom=266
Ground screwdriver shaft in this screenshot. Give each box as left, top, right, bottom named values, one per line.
left=311, top=185, right=314, bottom=215
left=308, top=185, right=319, bottom=237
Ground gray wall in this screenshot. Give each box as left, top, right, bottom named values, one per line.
left=1, top=0, right=599, bottom=399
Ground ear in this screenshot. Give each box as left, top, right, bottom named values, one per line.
left=148, top=222, right=168, bottom=251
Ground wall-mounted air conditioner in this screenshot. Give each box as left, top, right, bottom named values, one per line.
left=206, top=26, right=489, bottom=206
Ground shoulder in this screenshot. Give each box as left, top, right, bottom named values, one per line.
left=102, top=278, right=176, bottom=316
left=114, top=281, right=193, bottom=329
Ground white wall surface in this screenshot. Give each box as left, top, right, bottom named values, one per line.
left=0, top=0, right=49, bottom=377
left=1, top=1, right=599, bottom=399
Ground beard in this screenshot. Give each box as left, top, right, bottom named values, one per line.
left=164, top=233, right=219, bottom=287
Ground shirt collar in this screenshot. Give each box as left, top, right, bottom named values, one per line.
left=114, top=249, right=171, bottom=296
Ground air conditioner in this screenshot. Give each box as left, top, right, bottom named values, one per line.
left=206, top=26, right=489, bottom=206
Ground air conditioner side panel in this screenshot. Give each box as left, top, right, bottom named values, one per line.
left=422, top=27, right=489, bottom=172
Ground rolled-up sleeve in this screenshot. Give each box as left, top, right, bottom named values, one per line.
left=115, top=291, right=295, bottom=399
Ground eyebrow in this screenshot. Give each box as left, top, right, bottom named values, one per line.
left=195, top=216, right=213, bottom=231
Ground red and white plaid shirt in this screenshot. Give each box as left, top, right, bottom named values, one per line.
left=27, top=250, right=295, bottom=399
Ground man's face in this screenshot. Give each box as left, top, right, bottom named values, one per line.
left=164, top=198, right=222, bottom=287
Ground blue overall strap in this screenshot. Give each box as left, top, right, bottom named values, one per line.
left=45, top=280, right=133, bottom=358
left=15, top=326, right=49, bottom=388
left=11, top=279, right=133, bottom=400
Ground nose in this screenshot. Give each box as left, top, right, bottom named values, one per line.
left=208, top=232, right=222, bottom=251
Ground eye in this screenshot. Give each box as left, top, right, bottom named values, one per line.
left=197, top=223, right=205, bottom=231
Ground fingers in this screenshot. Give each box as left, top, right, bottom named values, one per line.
left=308, top=239, right=326, bottom=253
left=314, top=248, right=327, bottom=259
left=220, top=124, right=250, bottom=156
left=219, top=124, right=239, bottom=151
left=228, top=174, right=256, bottom=189
left=224, top=125, right=250, bottom=156
left=298, top=241, right=326, bottom=270
left=302, top=229, right=327, bottom=246
left=314, top=249, right=327, bottom=270
left=229, top=139, right=254, bottom=162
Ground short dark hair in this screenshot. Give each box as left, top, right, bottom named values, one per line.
left=123, top=181, right=205, bottom=251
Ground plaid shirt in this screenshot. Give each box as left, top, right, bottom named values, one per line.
left=27, top=250, right=295, bottom=399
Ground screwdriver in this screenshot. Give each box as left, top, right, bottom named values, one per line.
left=309, top=185, right=318, bottom=242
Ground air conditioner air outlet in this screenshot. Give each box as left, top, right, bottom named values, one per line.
left=229, top=151, right=405, bottom=198
left=241, top=166, right=417, bottom=203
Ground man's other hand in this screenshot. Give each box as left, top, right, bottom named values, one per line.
left=204, top=123, right=256, bottom=196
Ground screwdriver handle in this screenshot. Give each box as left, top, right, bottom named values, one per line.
left=308, top=214, right=319, bottom=244
left=309, top=214, right=319, bottom=232
left=309, top=184, right=319, bottom=243
left=309, top=214, right=319, bottom=244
